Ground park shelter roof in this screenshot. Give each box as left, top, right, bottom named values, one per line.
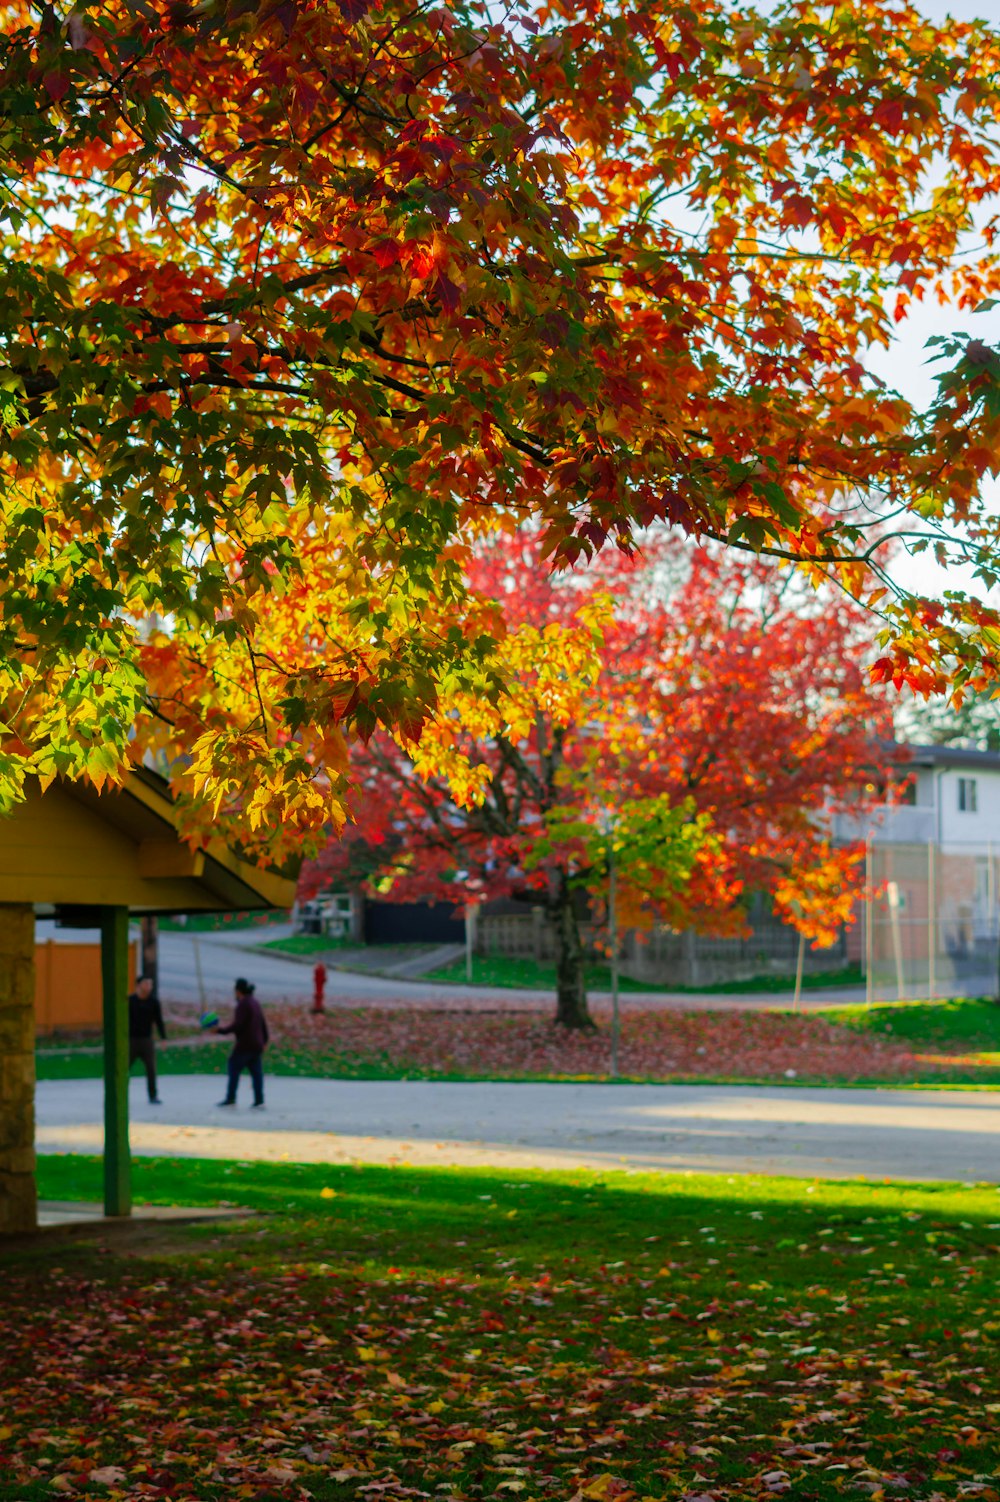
left=0, top=768, right=296, bottom=915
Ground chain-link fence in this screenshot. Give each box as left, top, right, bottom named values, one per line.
left=864, top=841, right=1000, bottom=1001
left=471, top=845, right=1000, bottom=996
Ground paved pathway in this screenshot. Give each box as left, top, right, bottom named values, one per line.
left=35, top=1077, right=1000, bottom=1183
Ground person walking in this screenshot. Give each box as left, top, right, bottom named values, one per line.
left=215, top=978, right=269, bottom=1108
left=128, top=975, right=165, bottom=1105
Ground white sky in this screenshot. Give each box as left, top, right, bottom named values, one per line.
left=863, top=0, right=999, bottom=599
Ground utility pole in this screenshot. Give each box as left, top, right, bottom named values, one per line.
left=865, top=834, right=874, bottom=1008
left=793, top=931, right=806, bottom=1011
left=608, top=821, right=620, bottom=1077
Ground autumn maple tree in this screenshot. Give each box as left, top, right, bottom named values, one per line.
left=2, top=0, right=1000, bottom=848
left=302, top=533, right=890, bottom=1027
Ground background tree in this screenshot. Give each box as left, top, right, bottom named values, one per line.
left=303, top=533, right=891, bottom=1026
left=2, top=0, right=1000, bottom=843
left=896, top=686, right=1000, bottom=750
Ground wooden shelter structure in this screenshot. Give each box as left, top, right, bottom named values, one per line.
left=0, top=769, right=296, bottom=1233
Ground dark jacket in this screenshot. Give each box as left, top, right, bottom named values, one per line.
left=218, top=993, right=269, bottom=1054
left=128, top=991, right=166, bottom=1041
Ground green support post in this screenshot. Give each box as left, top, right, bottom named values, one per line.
left=101, top=906, right=131, bottom=1217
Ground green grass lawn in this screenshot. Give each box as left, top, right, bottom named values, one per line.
left=685, top=963, right=864, bottom=994
left=424, top=954, right=656, bottom=991
left=258, top=932, right=351, bottom=956
left=34, top=1047, right=1000, bottom=1089
left=424, top=953, right=864, bottom=993
left=827, top=994, right=1000, bottom=1052
left=32, top=1043, right=438, bottom=1083
left=3, top=1155, right=998, bottom=1502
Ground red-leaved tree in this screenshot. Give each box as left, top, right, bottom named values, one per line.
left=303, top=534, right=891, bottom=1027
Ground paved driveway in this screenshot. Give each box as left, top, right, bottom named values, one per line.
left=35, top=1077, right=1000, bottom=1183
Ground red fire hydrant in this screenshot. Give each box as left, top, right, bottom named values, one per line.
left=312, top=962, right=327, bottom=1015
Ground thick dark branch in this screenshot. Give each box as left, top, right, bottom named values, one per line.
left=496, top=730, right=550, bottom=807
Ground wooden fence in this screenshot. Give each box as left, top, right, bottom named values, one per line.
left=34, top=940, right=137, bottom=1034
left=477, top=908, right=848, bottom=986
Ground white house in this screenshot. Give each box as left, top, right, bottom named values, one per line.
left=833, top=743, right=1000, bottom=850
left=832, top=745, right=1000, bottom=998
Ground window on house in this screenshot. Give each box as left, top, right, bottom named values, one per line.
left=958, top=777, right=978, bottom=813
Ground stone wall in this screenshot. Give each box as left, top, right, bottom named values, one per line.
left=0, top=903, right=36, bottom=1233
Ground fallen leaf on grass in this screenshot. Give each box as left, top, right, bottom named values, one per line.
left=574, top=1477, right=634, bottom=1502
left=8, top=1162, right=1000, bottom=1502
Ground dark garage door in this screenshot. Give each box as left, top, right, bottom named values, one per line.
left=363, top=900, right=465, bottom=946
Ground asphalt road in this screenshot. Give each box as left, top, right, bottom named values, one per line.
left=39, top=922, right=977, bottom=1012
left=159, top=930, right=321, bottom=1004
left=157, top=930, right=866, bottom=1011
left=34, top=1077, right=1000, bottom=1183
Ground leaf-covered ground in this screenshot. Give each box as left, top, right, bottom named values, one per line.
left=4, top=1157, right=1000, bottom=1502
left=36, top=1001, right=1000, bottom=1087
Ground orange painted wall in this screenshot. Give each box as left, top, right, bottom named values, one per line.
left=34, top=941, right=137, bottom=1034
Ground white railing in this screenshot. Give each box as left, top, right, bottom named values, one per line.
left=832, top=805, right=936, bottom=845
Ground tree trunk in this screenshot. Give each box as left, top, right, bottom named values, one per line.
left=140, top=915, right=159, bottom=993
left=550, top=876, right=594, bottom=1030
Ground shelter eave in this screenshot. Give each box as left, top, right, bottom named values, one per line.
left=0, top=774, right=297, bottom=915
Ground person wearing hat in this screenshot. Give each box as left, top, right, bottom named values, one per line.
left=214, top=978, right=269, bottom=1108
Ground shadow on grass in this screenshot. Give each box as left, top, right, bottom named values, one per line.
left=29, top=1151, right=1000, bottom=1267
